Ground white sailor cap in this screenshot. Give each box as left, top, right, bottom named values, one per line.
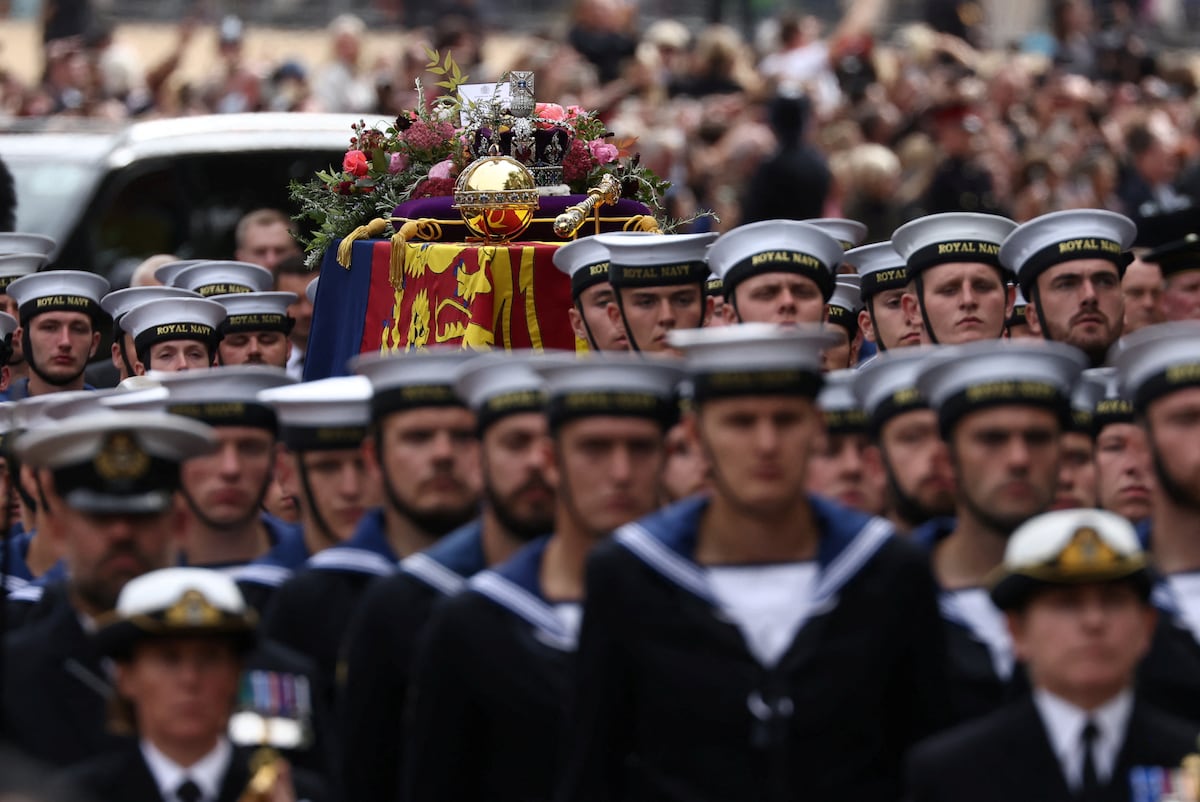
left=1111, top=320, right=1200, bottom=413
left=152, top=365, right=295, bottom=431
left=553, top=235, right=619, bottom=299
left=171, top=261, right=274, bottom=297
left=826, top=280, right=862, bottom=336
left=120, top=297, right=227, bottom=358
left=258, top=376, right=372, bottom=451
left=153, top=259, right=209, bottom=287
left=892, top=212, right=1017, bottom=281
left=1084, top=366, right=1133, bottom=433
left=852, top=346, right=939, bottom=434
left=916, top=339, right=1087, bottom=436
left=0, top=311, right=16, bottom=342
left=455, top=353, right=546, bottom=431
left=1000, top=209, right=1136, bottom=297
left=101, top=287, right=201, bottom=322
left=38, top=388, right=127, bottom=424
left=0, top=254, right=49, bottom=293
left=990, top=508, right=1150, bottom=610
left=10, top=390, right=98, bottom=433
left=805, top=218, right=868, bottom=250
left=669, top=322, right=841, bottom=402
left=845, top=242, right=908, bottom=301
left=706, top=220, right=843, bottom=300
left=0, top=233, right=55, bottom=257
left=305, top=276, right=319, bottom=305
left=1068, top=369, right=1108, bottom=435
left=15, top=411, right=217, bottom=515
left=211, top=291, right=297, bottom=334
left=595, top=232, right=716, bottom=290
left=6, top=269, right=110, bottom=324
left=818, top=369, right=868, bottom=433
left=704, top=273, right=724, bottom=298
left=537, top=352, right=683, bottom=430
left=351, top=349, right=476, bottom=420
left=0, top=402, right=13, bottom=452
left=96, top=567, right=257, bottom=658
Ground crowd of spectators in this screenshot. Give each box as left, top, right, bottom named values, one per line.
left=4, top=0, right=1200, bottom=239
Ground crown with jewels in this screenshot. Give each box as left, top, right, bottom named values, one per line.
left=464, top=72, right=571, bottom=188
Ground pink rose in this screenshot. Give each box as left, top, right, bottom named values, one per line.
left=535, top=103, right=567, bottom=122
left=388, top=152, right=408, bottom=174
left=429, top=159, right=455, bottom=180
left=588, top=139, right=619, bottom=165
left=343, top=149, right=369, bottom=177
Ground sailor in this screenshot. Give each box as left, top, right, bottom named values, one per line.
left=807, top=369, right=882, bottom=514
left=822, top=278, right=863, bottom=371
left=1111, top=322, right=1200, bottom=724
left=100, top=286, right=201, bottom=381
left=167, top=261, right=274, bottom=298
left=236, top=376, right=380, bottom=611
left=892, top=212, right=1017, bottom=345
left=556, top=323, right=949, bottom=802
left=65, top=567, right=327, bottom=802
left=805, top=218, right=868, bottom=252
left=1051, top=369, right=1105, bottom=511
left=1141, top=233, right=1200, bottom=322
left=340, top=353, right=555, bottom=802
left=406, top=353, right=680, bottom=802
left=152, top=259, right=208, bottom=288
left=852, top=348, right=956, bottom=537
left=906, top=508, right=1198, bottom=802
left=845, top=241, right=923, bottom=351
left=1001, top=209, right=1137, bottom=367
left=1006, top=286, right=1036, bottom=340
left=552, top=235, right=629, bottom=351
left=596, top=232, right=717, bottom=352
left=706, top=220, right=843, bottom=326
left=3, top=270, right=109, bottom=400
left=119, top=296, right=226, bottom=374
left=704, top=273, right=726, bottom=327
left=260, top=350, right=481, bottom=701
left=1086, top=368, right=1153, bottom=525
left=916, top=339, right=1087, bottom=723
left=212, top=291, right=297, bottom=369
left=1, top=411, right=217, bottom=766
left=0, top=249, right=50, bottom=387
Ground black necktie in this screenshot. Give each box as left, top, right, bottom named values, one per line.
left=1080, top=720, right=1101, bottom=801
left=176, top=778, right=202, bottom=802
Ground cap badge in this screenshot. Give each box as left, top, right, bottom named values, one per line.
left=94, top=432, right=151, bottom=481
left=165, top=589, right=222, bottom=627
left=1056, top=526, right=1120, bottom=574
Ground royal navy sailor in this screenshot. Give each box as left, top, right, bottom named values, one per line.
left=119, top=296, right=227, bottom=374
left=1001, top=209, right=1137, bottom=367
left=706, top=220, right=844, bottom=326
left=806, top=369, right=882, bottom=514
left=916, top=339, right=1087, bottom=723
left=339, top=353, right=555, bottom=802
left=212, top=291, right=297, bottom=369
left=556, top=323, right=950, bottom=802
left=1085, top=368, right=1153, bottom=525
left=822, top=278, right=863, bottom=370
left=2, top=269, right=109, bottom=400
left=846, top=241, right=923, bottom=351
left=407, top=353, right=681, bottom=802
left=552, top=235, right=629, bottom=351
left=100, top=286, right=202, bottom=380
left=167, top=261, right=274, bottom=299
left=0, top=249, right=49, bottom=389
left=892, top=212, right=1017, bottom=345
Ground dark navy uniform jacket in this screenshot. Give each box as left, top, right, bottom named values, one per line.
left=556, top=495, right=950, bottom=802
left=338, top=520, right=486, bottom=802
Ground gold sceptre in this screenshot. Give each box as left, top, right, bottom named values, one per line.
left=554, top=173, right=621, bottom=239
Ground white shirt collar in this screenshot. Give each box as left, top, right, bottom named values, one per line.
left=140, top=736, right=233, bottom=802
left=1033, top=687, right=1133, bottom=791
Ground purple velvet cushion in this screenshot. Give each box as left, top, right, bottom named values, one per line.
left=392, top=195, right=653, bottom=241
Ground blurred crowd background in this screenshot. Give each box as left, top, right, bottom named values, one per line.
left=4, top=0, right=1200, bottom=234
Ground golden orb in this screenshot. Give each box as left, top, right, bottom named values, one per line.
left=453, top=155, right=539, bottom=243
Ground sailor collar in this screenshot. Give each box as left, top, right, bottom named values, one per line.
left=614, top=494, right=894, bottom=608
left=469, top=535, right=576, bottom=651
left=399, top=519, right=486, bottom=597
left=307, top=507, right=397, bottom=576
left=232, top=516, right=309, bottom=589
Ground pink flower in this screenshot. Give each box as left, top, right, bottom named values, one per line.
left=388, top=152, right=408, bottom=174
left=566, top=105, right=587, bottom=119
left=402, top=119, right=456, bottom=156
left=536, top=102, right=567, bottom=122
left=588, top=138, right=618, bottom=165
left=412, top=177, right=456, bottom=197
left=563, top=138, right=592, bottom=183
left=429, top=159, right=455, bottom=180
left=343, top=149, right=369, bottom=177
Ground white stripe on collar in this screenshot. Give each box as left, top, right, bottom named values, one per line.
left=399, top=552, right=467, bottom=597
left=8, top=584, right=43, bottom=602
left=231, top=564, right=294, bottom=588
left=614, top=521, right=714, bottom=603
left=308, top=547, right=395, bottom=576
left=469, top=571, right=576, bottom=651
